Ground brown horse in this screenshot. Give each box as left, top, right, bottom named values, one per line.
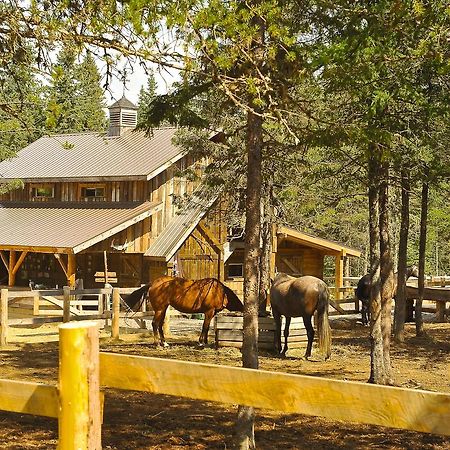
left=270, top=273, right=331, bottom=359
left=125, top=276, right=243, bottom=347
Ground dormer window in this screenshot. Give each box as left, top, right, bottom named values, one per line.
left=80, top=184, right=106, bottom=201
left=31, top=184, right=54, bottom=200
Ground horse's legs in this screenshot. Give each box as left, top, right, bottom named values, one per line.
left=198, top=310, right=215, bottom=347
left=303, top=315, right=315, bottom=359
left=152, top=307, right=169, bottom=347
left=272, top=306, right=282, bottom=355
left=281, top=316, right=291, bottom=356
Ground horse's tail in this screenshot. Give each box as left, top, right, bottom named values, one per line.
left=222, top=283, right=244, bottom=312
left=125, top=283, right=151, bottom=310
left=316, top=284, right=331, bottom=360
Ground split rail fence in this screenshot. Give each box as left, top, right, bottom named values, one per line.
left=0, top=322, right=449, bottom=449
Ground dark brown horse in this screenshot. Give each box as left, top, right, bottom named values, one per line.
left=125, top=276, right=243, bottom=347
left=355, top=264, right=419, bottom=326
left=270, top=273, right=331, bottom=359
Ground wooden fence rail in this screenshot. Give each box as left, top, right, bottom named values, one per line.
left=0, top=286, right=154, bottom=346
left=0, top=322, right=449, bottom=448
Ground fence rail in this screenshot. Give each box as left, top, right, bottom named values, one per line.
left=0, top=322, right=449, bottom=448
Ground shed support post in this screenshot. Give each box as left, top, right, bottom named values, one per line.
left=335, top=251, right=345, bottom=301
left=67, top=254, right=76, bottom=288
left=8, top=251, right=16, bottom=286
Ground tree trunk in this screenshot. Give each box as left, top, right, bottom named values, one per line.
left=416, top=178, right=429, bottom=337
left=378, top=160, right=394, bottom=385
left=394, top=169, right=410, bottom=343
left=367, top=147, right=385, bottom=384
left=259, top=177, right=273, bottom=316
left=235, top=109, right=262, bottom=449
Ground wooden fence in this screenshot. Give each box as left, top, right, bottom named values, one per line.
left=0, top=286, right=154, bottom=346
left=0, top=322, right=449, bottom=448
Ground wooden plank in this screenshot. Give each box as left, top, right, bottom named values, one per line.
left=0, top=379, right=59, bottom=418
left=95, top=278, right=118, bottom=283
left=94, top=272, right=117, bottom=277
left=406, top=286, right=450, bottom=302
left=100, top=353, right=450, bottom=436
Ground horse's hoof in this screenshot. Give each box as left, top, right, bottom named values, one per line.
left=162, top=342, right=170, bottom=348
left=197, top=343, right=205, bottom=349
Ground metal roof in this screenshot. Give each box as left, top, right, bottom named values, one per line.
left=145, top=190, right=219, bottom=261
left=277, top=225, right=361, bottom=257
left=0, top=201, right=162, bottom=254
left=108, top=96, right=138, bottom=110
left=0, top=128, right=182, bottom=181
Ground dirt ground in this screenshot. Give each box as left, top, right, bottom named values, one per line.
left=0, top=319, right=449, bottom=449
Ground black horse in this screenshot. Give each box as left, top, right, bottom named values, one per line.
left=355, top=265, right=419, bottom=326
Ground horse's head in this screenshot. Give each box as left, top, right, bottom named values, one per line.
left=222, top=283, right=244, bottom=312
left=407, top=265, right=419, bottom=279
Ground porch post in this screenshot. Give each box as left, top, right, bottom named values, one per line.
left=8, top=251, right=16, bottom=286
left=334, top=250, right=345, bottom=301
left=67, top=253, right=76, bottom=288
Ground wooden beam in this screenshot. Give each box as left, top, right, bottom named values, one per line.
left=54, top=253, right=69, bottom=278
left=0, top=245, right=71, bottom=254
left=8, top=250, right=16, bottom=286
left=0, top=251, right=8, bottom=271
left=281, top=257, right=300, bottom=274
left=67, top=254, right=77, bottom=289
left=99, top=353, right=450, bottom=436
left=335, top=251, right=345, bottom=300
left=11, top=251, right=28, bottom=275
left=197, top=222, right=222, bottom=253
left=406, top=286, right=450, bottom=302
left=0, top=379, right=59, bottom=418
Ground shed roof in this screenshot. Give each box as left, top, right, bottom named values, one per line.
left=277, top=226, right=361, bottom=257
left=0, top=201, right=162, bottom=254
left=0, top=128, right=182, bottom=182
left=145, top=190, right=218, bottom=261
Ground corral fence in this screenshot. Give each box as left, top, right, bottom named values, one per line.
left=0, top=286, right=161, bottom=346
left=0, top=322, right=448, bottom=448
left=327, top=275, right=450, bottom=320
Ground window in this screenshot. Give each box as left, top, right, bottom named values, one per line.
left=228, top=263, right=243, bottom=278
left=80, top=185, right=105, bottom=201
left=31, top=185, right=54, bottom=199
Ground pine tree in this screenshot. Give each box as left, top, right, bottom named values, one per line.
left=46, top=47, right=105, bottom=133
left=137, top=71, right=157, bottom=128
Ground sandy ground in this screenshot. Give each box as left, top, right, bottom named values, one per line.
left=0, top=317, right=448, bottom=449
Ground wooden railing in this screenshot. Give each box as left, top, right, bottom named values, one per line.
left=0, top=322, right=448, bottom=448
left=0, top=287, right=154, bottom=346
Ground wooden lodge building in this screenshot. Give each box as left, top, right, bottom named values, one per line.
left=0, top=97, right=360, bottom=296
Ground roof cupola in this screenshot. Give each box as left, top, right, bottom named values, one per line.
left=107, top=96, right=138, bottom=136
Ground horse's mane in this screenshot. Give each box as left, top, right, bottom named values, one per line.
left=220, top=281, right=243, bottom=312
left=125, top=283, right=151, bottom=309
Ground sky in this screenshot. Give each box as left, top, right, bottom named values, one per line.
left=101, top=58, right=178, bottom=107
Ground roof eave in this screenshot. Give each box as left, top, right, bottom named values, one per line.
left=72, top=202, right=163, bottom=254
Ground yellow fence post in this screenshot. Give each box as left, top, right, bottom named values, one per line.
left=0, top=288, right=8, bottom=347
left=63, top=286, right=71, bottom=323
left=112, top=288, right=120, bottom=339
left=58, top=321, right=101, bottom=450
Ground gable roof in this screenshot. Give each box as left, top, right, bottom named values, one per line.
left=277, top=226, right=361, bottom=257
left=145, top=190, right=219, bottom=261
left=0, top=201, right=162, bottom=254
left=0, top=128, right=182, bottom=182
left=109, top=96, right=138, bottom=110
